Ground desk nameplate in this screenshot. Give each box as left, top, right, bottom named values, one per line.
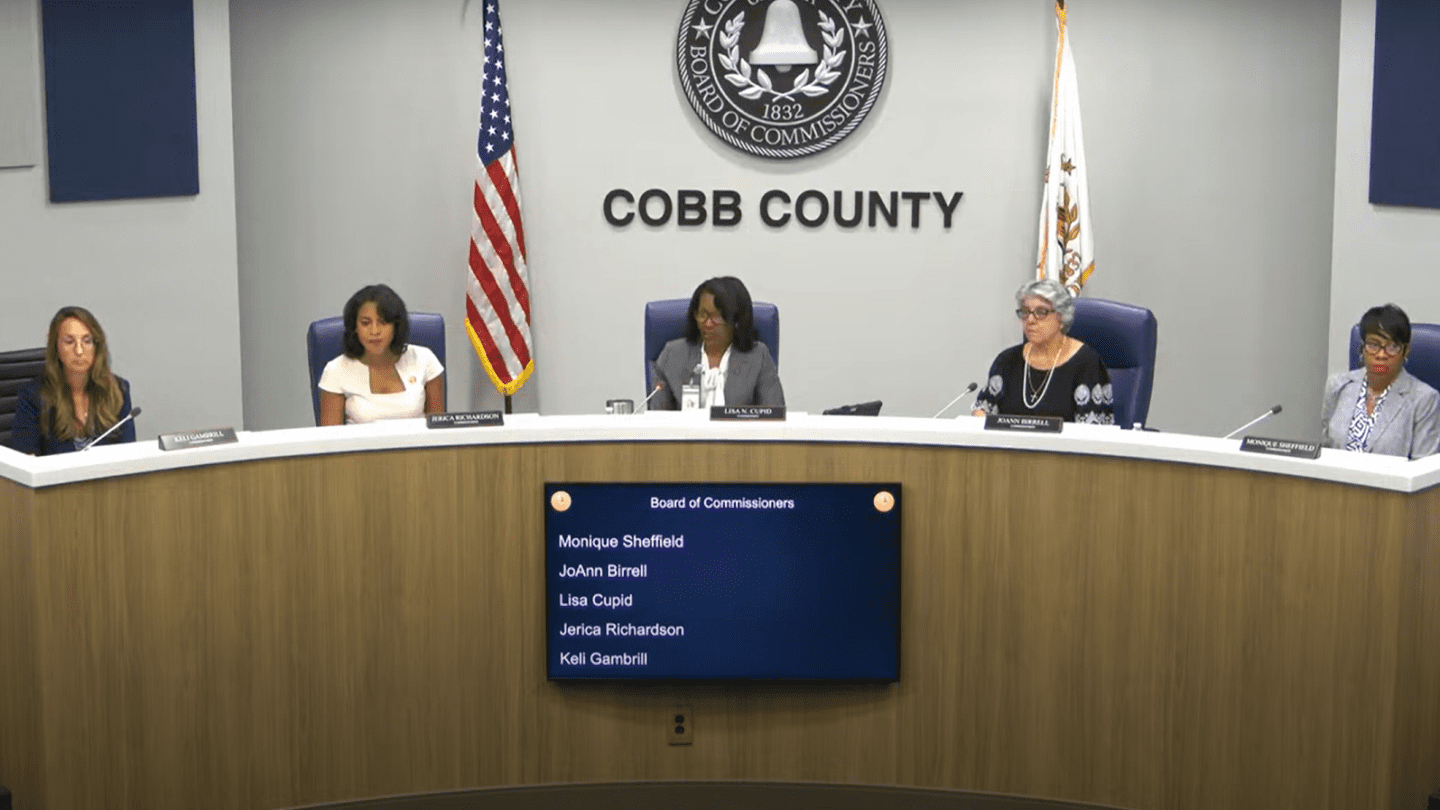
left=711, top=406, right=786, bottom=421
left=427, top=411, right=504, bottom=429
left=1239, top=436, right=1321, bottom=460
left=158, top=428, right=238, bottom=451
left=985, top=414, right=1063, bottom=433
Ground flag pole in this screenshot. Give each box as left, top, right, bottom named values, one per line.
left=504, top=394, right=513, bottom=415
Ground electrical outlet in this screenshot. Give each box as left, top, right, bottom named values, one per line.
left=667, top=705, right=694, bottom=745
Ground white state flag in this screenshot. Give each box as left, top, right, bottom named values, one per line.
left=1036, top=1, right=1095, bottom=296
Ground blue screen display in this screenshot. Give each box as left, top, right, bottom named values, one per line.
left=545, top=483, right=901, bottom=681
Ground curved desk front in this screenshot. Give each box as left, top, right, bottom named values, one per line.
left=1, top=415, right=1437, bottom=810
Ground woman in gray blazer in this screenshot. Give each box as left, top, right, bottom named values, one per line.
left=1321, top=304, right=1440, bottom=459
left=649, top=277, right=784, bottom=410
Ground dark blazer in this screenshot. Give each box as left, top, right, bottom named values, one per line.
left=649, top=338, right=784, bottom=410
left=10, top=377, right=135, bottom=456
left=1320, top=368, right=1440, bottom=459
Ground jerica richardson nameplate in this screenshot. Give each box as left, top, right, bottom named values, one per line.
left=676, top=0, right=888, bottom=159
left=426, top=411, right=504, bottom=429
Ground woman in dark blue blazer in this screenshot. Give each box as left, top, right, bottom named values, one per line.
left=11, top=306, right=135, bottom=455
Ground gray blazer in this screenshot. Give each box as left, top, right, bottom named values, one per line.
left=650, top=338, right=784, bottom=410
left=1320, top=368, right=1440, bottom=459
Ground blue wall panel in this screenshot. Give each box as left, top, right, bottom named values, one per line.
left=42, top=0, right=199, bottom=203
left=1369, top=0, right=1440, bottom=208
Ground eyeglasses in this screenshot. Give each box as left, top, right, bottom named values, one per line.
left=695, top=310, right=725, bottom=325
left=1362, top=339, right=1403, bottom=356
left=60, top=335, right=94, bottom=350
left=1015, top=307, right=1056, bottom=321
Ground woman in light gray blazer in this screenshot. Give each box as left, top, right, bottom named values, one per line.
left=649, top=277, right=784, bottom=410
left=1321, top=304, right=1440, bottom=459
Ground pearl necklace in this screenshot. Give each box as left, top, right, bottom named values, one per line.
left=1022, top=339, right=1064, bottom=410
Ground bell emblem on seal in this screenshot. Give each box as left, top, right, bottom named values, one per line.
left=749, top=0, right=819, bottom=73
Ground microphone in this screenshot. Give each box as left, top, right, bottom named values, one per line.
left=932, top=382, right=979, bottom=418
left=81, top=406, right=142, bottom=451
left=1222, top=404, right=1282, bottom=440
left=641, top=366, right=665, bottom=413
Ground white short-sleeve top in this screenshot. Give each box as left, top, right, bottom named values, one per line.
left=317, top=345, right=444, bottom=424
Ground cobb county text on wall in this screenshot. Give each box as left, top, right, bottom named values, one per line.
left=603, top=189, right=963, bottom=229
left=677, top=0, right=889, bottom=159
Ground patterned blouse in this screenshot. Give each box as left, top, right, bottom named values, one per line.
left=1343, top=383, right=1388, bottom=452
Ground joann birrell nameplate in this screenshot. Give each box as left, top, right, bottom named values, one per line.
left=676, top=0, right=888, bottom=159
left=984, top=414, right=1064, bottom=433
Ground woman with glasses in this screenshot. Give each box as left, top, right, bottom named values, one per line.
left=11, top=306, right=136, bottom=455
left=649, top=276, right=784, bottom=410
left=972, top=278, right=1113, bottom=424
left=1320, top=304, right=1439, bottom=459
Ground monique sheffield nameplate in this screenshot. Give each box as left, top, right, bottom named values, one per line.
left=1238, top=436, right=1321, bottom=460
left=676, top=0, right=888, bottom=159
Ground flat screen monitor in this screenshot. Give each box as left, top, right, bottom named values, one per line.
left=545, top=483, right=901, bottom=681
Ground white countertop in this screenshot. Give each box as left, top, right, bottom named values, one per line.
left=2, top=412, right=1436, bottom=493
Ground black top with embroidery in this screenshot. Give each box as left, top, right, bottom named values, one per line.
left=975, top=343, right=1113, bottom=424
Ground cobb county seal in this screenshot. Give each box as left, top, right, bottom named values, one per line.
left=676, top=0, right=889, bottom=160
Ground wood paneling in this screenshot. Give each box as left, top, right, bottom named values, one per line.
left=0, top=478, right=44, bottom=810
left=2, top=443, right=1436, bottom=810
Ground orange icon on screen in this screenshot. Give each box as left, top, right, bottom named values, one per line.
left=550, top=491, right=572, bottom=512
left=873, top=491, right=894, bottom=513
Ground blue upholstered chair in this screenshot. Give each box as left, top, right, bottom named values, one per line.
left=305, top=313, right=447, bottom=426
left=0, top=347, right=45, bottom=449
left=1347, top=322, right=1440, bottom=392
left=1068, top=298, right=1158, bottom=429
left=643, top=299, right=779, bottom=391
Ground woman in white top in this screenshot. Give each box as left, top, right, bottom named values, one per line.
left=318, top=284, right=445, bottom=425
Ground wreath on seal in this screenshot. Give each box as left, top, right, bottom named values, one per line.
left=717, top=10, right=847, bottom=101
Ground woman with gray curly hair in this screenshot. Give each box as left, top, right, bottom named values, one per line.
left=972, top=278, right=1114, bottom=424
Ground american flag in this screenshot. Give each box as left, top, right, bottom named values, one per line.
left=466, top=0, right=533, bottom=396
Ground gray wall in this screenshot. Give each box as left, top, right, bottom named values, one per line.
left=1329, top=0, right=1440, bottom=372
left=229, top=0, right=515, bottom=429
left=0, top=0, right=42, bottom=168
left=230, top=0, right=1343, bottom=440
left=0, top=0, right=243, bottom=442
left=1076, top=0, right=1340, bottom=438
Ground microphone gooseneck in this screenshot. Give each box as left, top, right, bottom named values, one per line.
left=640, top=371, right=665, bottom=413
left=81, top=406, right=142, bottom=451
left=932, top=382, right=980, bottom=419
left=1222, top=404, right=1282, bottom=440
